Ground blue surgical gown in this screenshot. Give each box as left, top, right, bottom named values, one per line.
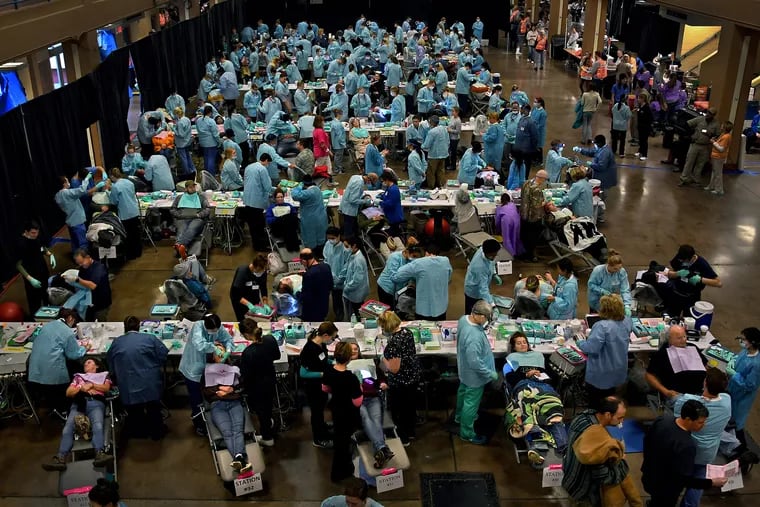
left=28, top=319, right=85, bottom=385
left=178, top=322, right=232, bottom=382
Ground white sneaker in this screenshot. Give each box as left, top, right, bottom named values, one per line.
left=639, top=156, right=647, bottom=161
left=634, top=152, right=641, bottom=157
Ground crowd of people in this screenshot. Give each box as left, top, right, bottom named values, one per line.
left=7, top=7, right=760, bottom=507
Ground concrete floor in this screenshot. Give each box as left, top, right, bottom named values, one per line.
left=2, top=46, right=760, bottom=505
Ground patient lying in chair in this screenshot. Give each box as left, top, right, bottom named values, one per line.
left=202, top=345, right=252, bottom=474
left=42, top=358, right=114, bottom=471
left=504, top=332, right=567, bottom=467
left=347, top=342, right=395, bottom=469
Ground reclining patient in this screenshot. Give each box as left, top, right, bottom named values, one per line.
left=202, top=344, right=253, bottom=474
left=504, top=332, right=567, bottom=466
left=42, top=358, right=114, bottom=471
left=347, top=342, right=395, bottom=469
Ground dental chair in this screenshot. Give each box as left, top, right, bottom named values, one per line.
left=199, top=399, right=266, bottom=485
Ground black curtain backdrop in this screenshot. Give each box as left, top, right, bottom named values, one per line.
left=620, top=5, right=679, bottom=61
left=131, top=0, right=244, bottom=110
left=0, top=44, right=131, bottom=282
left=94, top=47, right=132, bottom=169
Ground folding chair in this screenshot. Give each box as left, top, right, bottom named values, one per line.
left=547, top=218, right=603, bottom=272
left=201, top=170, right=221, bottom=191
left=469, top=91, right=490, bottom=116
left=346, top=139, right=365, bottom=173
left=453, top=211, right=495, bottom=261
left=360, top=226, right=387, bottom=276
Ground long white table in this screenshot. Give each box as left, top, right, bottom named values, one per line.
left=0, top=317, right=717, bottom=360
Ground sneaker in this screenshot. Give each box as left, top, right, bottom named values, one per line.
left=381, top=446, right=395, bottom=461
left=175, top=243, right=188, bottom=260
left=703, top=186, right=712, bottom=191
left=460, top=434, right=488, bottom=445
left=240, top=461, right=253, bottom=474
left=527, top=450, right=545, bottom=465
left=42, top=455, right=67, bottom=472
left=639, top=156, right=647, bottom=161
left=711, top=190, right=724, bottom=196
left=231, top=454, right=244, bottom=470
left=257, top=436, right=275, bottom=447
left=374, top=449, right=388, bottom=469
left=313, top=439, right=334, bottom=449
left=205, top=275, right=216, bottom=287
left=327, top=181, right=339, bottom=188
left=634, top=152, right=641, bottom=157
left=401, top=440, right=411, bottom=447
left=93, top=451, right=113, bottom=467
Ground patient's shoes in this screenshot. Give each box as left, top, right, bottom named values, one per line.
left=373, top=449, right=388, bottom=469
left=93, top=451, right=113, bottom=467
left=42, top=455, right=67, bottom=471
left=231, top=454, right=244, bottom=471
left=174, top=243, right=188, bottom=260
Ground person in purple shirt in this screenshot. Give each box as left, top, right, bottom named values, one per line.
left=494, top=193, right=523, bottom=257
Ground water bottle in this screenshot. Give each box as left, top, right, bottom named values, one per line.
left=350, top=313, right=357, bottom=325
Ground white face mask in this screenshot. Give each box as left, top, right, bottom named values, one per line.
left=328, top=238, right=340, bottom=245
left=253, top=271, right=265, bottom=277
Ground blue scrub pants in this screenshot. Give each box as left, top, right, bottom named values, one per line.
left=59, top=399, right=106, bottom=455
left=176, top=146, right=197, bottom=178
left=201, top=146, right=218, bottom=175
left=455, top=383, right=484, bottom=440
left=184, top=376, right=205, bottom=431
left=69, top=224, right=88, bottom=252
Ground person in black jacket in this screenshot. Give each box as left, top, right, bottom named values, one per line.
left=229, top=255, right=269, bottom=322
left=239, top=319, right=281, bottom=446
left=641, top=400, right=727, bottom=506
left=299, top=248, right=334, bottom=322
left=634, top=93, right=653, bottom=161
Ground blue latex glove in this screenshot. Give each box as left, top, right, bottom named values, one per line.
left=493, top=274, right=503, bottom=286
left=572, top=146, right=582, bottom=153
left=599, top=288, right=611, bottom=296
left=95, top=181, right=106, bottom=190
left=726, top=364, right=736, bottom=377
left=49, top=254, right=56, bottom=269
left=83, top=172, right=93, bottom=183
left=221, top=351, right=231, bottom=362
left=675, top=269, right=689, bottom=278
left=624, top=307, right=631, bottom=317
left=688, top=274, right=702, bottom=285
left=246, top=302, right=256, bottom=311
left=585, top=160, right=592, bottom=167
left=214, top=347, right=225, bottom=358
left=490, top=370, right=499, bottom=381
left=28, top=277, right=42, bottom=289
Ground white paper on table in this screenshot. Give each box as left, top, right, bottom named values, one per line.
left=706, top=460, right=743, bottom=492
left=667, top=346, right=706, bottom=374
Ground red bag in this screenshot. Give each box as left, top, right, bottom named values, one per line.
left=313, top=165, right=330, bottom=179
